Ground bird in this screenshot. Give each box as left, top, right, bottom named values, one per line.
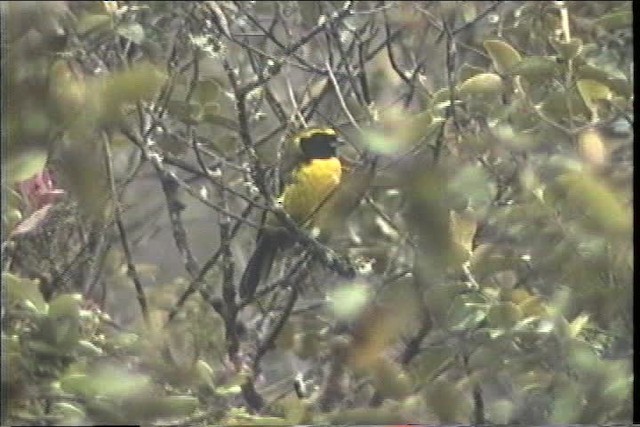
left=239, top=127, right=344, bottom=301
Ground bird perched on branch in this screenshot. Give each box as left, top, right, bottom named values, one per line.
left=239, top=127, right=345, bottom=300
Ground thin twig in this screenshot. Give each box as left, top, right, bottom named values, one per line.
left=102, top=132, right=149, bottom=325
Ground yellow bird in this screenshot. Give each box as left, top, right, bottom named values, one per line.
left=239, top=128, right=343, bottom=300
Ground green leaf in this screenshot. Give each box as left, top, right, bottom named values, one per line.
left=50, top=402, right=86, bottom=423
left=329, top=407, right=408, bottom=424
left=201, top=113, right=240, bottom=131
left=412, top=346, right=455, bottom=384
left=4, top=149, right=48, bottom=184
left=459, top=63, right=486, bottom=83
left=99, top=63, right=166, bottom=121
left=202, top=102, right=222, bottom=124
left=167, top=100, right=203, bottom=125
left=27, top=340, right=67, bottom=356
left=298, top=2, right=322, bottom=28
left=116, top=22, right=145, bottom=44
left=424, top=377, right=472, bottom=423
left=429, top=87, right=453, bottom=110
left=575, top=63, right=632, bottom=97
left=540, top=88, right=590, bottom=120
left=594, top=10, right=632, bottom=31
left=152, top=396, right=199, bottom=417
left=195, top=359, right=216, bottom=390
left=214, top=384, right=242, bottom=396
left=556, top=170, right=631, bottom=236
left=77, top=13, right=112, bottom=35
left=458, top=73, right=503, bottom=96
left=194, top=79, right=220, bottom=105
left=483, top=39, right=522, bottom=74
left=370, top=358, right=412, bottom=399
left=60, top=374, right=94, bottom=396
left=328, top=282, right=370, bottom=321
left=48, top=293, right=82, bottom=319
left=77, top=340, right=104, bottom=356
left=487, top=302, right=523, bottom=328
left=549, top=37, right=583, bottom=59
left=52, top=316, right=81, bottom=348
left=576, top=79, right=612, bottom=115
left=3, top=272, right=47, bottom=313
left=509, top=56, right=560, bottom=82
left=461, top=2, right=477, bottom=22
left=446, top=293, right=488, bottom=331
left=4, top=208, right=23, bottom=232
left=487, top=399, right=514, bottom=424
left=550, top=381, right=583, bottom=423
left=447, top=164, right=495, bottom=211
left=362, top=130, right=398, bottom=155
left=61, top=366, right=153, bottom=398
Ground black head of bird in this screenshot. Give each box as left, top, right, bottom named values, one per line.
left=294, top=127, right=342, bottom=160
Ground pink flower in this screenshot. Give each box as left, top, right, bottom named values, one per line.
left=18, top=170, right=65, bottom=212
left=11, top=170, right=65, bottom=237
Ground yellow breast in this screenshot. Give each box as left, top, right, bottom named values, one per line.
left=281, top=158, right=342, bottom=225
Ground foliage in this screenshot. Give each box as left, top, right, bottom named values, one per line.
left=2, top=1, right=632, bottom=425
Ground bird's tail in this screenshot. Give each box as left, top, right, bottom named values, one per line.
left=239, top=233, right=280, bottom=301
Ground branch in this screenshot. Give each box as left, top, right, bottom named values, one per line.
left=102, top=132, right=149, bottom=326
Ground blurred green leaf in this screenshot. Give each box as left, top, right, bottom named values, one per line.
left=459, top=63, right=485, bottom=83
left=509, top=56, right=560, bottom=82
left=412, top=346, right=455, bottom=384
left=448, top=164, right=495, bottom=211
left=150, top=395, right=199, bottom=418
left=194, top=78, right=220, bottom=105
left=424, top=377, right=472, bottom=423
left=298, top=2, right=322, bottom=28
left=549, top=37, right=583, bottom=59
left=484, top=39, right=522, bottom=74
left=577, top=79, right=612, bottom=117
left=487, top=399, right=514, bottom=424
left=575, top=63, right=631, bottom=97
left=202, top=113, right=240, bottom=131
left=48, top=293, right=82, bottom=319
left=362, top=129, right=400, bottom=155
left=447, top=293, right=488, bottom=331
left=50, top=402, right=86, bottom=423
left=116, top=22, right=145, bottom=43
left=99, top=62, right=166, bottom=122
left=195, top=359, right=216, bottom=390
left=461, top=2, right=477, bottom=23
left=556, top=170, right=631, bottom=236
left=214, top=384, right=242, bottom=396
left=4, top=208, right=23, bottom=232
left=27, top=340, right=66, bottom=356
left=370, top=357, right=412, bottom=399
left=4, top=149, right=48, bottom=184
left=578, top=127, right=607, bottom=167
left=550, top=380, right=583, bottom=423
left=458, top=73, right=503, bottom=96
left=61, top=366, right=153, bottom=398
left=328, top=406, right=408, bottom=424
left=77, top=340, right=104, bottom=356
left=167, top=100, right=203, bottom=125
left=594, top=10, right=632, bottom=31
left=3, top=272, right=47, bottom=313
left=540, top=88, right=591, bottom=119
left=487, top=302, right=523, bottom=329
left=329, top=282, right=370, bottom=321
left=429, top=87, right=453, bottom=110
left=77, top=13, right=112, bottom=35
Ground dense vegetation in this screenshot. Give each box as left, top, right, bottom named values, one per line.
left=2, top=1, right=632, bottom=425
